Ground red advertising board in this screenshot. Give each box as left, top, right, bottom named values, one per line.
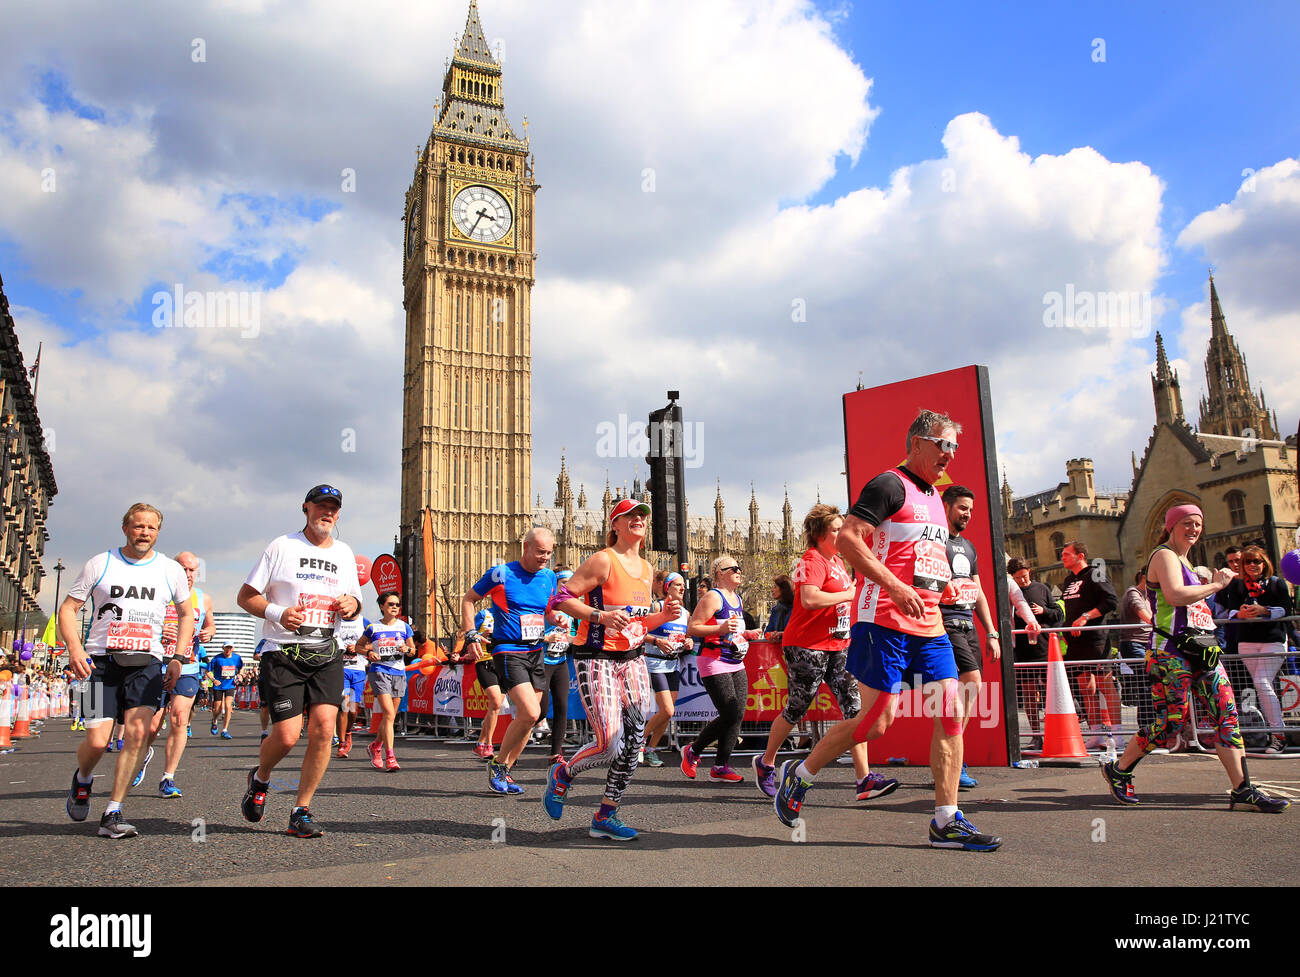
left=371, top=554, right=402, bottom=596
left=842, top=365, right=1013, bottom=766
left=743, top=640, right=846, bottom=722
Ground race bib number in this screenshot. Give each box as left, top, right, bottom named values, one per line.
left=221, top=665, right=236, bottom=679
left=106, top=622, right=153, bottom=653
left=943, top=579, right=980, bottom=610
left=297, top=593, right=337, bottom=638
left=520, top=614, right=544, bottom=641
left=832, top=602, right=851, bottom=639
left=1187, top=601, right=1215, bottom=631
left=374, top=636, right=401, bottom=658
left=549, top=637, right=570, bottom=655
left=912, top=540, right=953, bottom=593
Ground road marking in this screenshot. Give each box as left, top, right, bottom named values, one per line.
left=9, top=781, right=25, bottom=784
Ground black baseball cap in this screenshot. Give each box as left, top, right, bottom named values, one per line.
left=304, top=484, right=343, bottom=506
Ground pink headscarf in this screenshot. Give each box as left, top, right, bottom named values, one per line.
left=1164, top=504, right=1204, bottom=532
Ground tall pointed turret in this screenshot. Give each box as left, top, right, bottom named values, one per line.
left=782, top=485, right=793, bottom=545
left=1151, top=331, right=1184, bottom=426
left=1197, top=275, right=1277, bottom=439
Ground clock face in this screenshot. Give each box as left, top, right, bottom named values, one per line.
left=407, top=201, right=420, bottom=258
left=451, top=185, right=512, bottom=244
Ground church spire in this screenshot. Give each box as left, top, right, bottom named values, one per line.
left=1151, top=330, right=1184, bottom=426
left=1197, top=274, right=1277, bottom=439
left=432, top=1, right=528, bottom=152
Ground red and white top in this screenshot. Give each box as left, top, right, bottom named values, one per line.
left=782, top=548, right=853, bottom=652
left=851, top=467, right=950, bottom=638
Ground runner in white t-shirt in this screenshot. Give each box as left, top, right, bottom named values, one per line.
left=57, top=503, right=193, bottom=839
left=334, top=612, right=365, bottom=758
left=236, top=484, right=362, bottom=839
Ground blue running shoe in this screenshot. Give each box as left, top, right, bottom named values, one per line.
left=159, top=778, right=182, bottom=798
left=543, top=762, right=569, bottom=820
left=958, top=763, right=978, bottom=790
left=752, top=755, right=777, bottom=797
left=855, top=772, right=900, bottom=801
left=220, top=730, right=233, bottom=740
left=104, top=740, right=116, bottom=754
left=115, top=738, right=124, bottom=752
left=186, top=725, right=192, bottom=737
left=590, top=812, right=638, bottom=841
left=929, top=810, right=1001, bottom=851
left=487, top=760, right=510, bottom=794
left=67, top=770, right=92, bottom=822
left=131, top=747, right=155, bottom=788
left=503, top=770, right=524, bottom=795
left=773, top=758, right=813, bottom=828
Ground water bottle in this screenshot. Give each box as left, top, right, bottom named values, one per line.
left=1013, top=759, right=1039, bottom=768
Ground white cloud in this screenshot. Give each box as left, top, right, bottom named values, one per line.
left=1175, top=158, right=1300, bottom=428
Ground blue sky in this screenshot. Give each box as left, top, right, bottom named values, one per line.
left=813, top=0, right=1300, bottom=336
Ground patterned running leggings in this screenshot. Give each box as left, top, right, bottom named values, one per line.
left=1133, top=644, right=1244, bottom=754
left=566, top=657, right=652, bottom=805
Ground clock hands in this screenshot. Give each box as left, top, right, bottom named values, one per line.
left=467, top=206, right=497, bottom=238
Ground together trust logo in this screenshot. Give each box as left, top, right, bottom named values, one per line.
left=151, top=284, right=261, bottom=338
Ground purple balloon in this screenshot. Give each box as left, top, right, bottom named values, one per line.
left=1281, top=549, right=1300, bottom=587
left=19, top=650, right=32, bottom=662
left=22, top=642, right=34, bottom=654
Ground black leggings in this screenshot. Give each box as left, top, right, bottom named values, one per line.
left=691, top=669, right=749, bottom=766
left=538, top=661, right=569, bottom=755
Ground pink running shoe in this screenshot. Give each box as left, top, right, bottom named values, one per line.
left=709, top=765, right=743, bottom=782
left=385, top=752, right=401, bottom=772
left=368, top=740, right=384, bottom=770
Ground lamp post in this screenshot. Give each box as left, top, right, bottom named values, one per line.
left=52, top=558, right=64, bottom=651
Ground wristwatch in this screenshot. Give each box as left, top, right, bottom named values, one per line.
left=590, top=609, right=601, bottom=625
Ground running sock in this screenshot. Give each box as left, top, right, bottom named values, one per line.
left=105, top=801, right=123, bottom=815
left=163, top=771, right=175, bottom=780
left=292, top=806, right=307, bottom=816
left=795, top=762, right=815, bottom=783
left=935, top=804, right=958, bottom=826
left=597, top=802, right=616, bottom=821
left=76, top=770, right=93, bottom=786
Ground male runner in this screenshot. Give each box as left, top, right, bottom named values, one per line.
left=209, top=643, right=243, bottom=738
left=58, top=503, right=193, bottom=838
left=461, top=528, right=559, bottom=795
left=1060, top=541, right=1122, bottom=751
left=772, top=410, right=1002, bottom=850
left=335, top=612, right=366, bottom=757
left=131, top=551, right=215, bottom=796
left=939, top=486, right=999, bottom=790
left=237, top=484, right=362, bottom=837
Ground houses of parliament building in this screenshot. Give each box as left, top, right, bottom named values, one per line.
left=399, top=4, right=1295, bottom=636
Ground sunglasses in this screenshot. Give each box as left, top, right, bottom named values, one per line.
left=719, top=566, right=742, bottom=574
left=1243, top=559, right=1264, bottom=566
left=918, top=435, right=958, bottom=454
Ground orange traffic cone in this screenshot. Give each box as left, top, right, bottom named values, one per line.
left=11, top=687, right=32, bottom=739
left=1040, top=635, right=1090, bottom=765
left=0, top=686, right=13, bottom=748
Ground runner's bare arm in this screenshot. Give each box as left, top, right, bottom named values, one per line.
left=58, top=596, right=90, bottom=679
left=237, top=584, right=304, bottom=630
left=199, top=593, right=217, bottom=643
left=460, top=588, right=484, bottom=635
left=836, top=513, right=925, bottom=619
left=686, top=590, right=730, bottom=638
left=797, top=584, right=854, bottom=610
left=1148, top=548, right=1232, bottom=606
left=553, top=550, right=616, bottom=625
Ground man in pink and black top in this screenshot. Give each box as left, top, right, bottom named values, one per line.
left=772, top=409, right=1001, bottom=851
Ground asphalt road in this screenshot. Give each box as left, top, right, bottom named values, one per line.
left=3, top=708, right=1298, bottom=887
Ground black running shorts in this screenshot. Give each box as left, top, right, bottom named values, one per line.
left=648, top=670, right=681, bottom=694
left=494, top=650, right=545, bottom=693
left=475, top=659, right=500, bottom=691
left=946, top=627, right=982, bottom=675
left=260, top=649, right=343, bottom=723
left=81, top=656, right=164, bottom=725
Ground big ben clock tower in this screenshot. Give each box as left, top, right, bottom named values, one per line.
left=400, top=0, right=538, bottom=636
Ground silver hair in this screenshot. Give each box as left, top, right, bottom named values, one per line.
left=905, top=409, right=962, bottom=456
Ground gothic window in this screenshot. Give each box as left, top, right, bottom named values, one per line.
left=507, top=258, right=515, bottom=272
left=475, top=114, right=482, bottom=124
left=497, top=460, right=502, bottom=508
left=497, top=381, right=502, bottom=427
left=446, top=247, right=454, bottom=262
left=478, top=152, right=484, bottom=166
left=1025, top=535, right=1037, bottom=561
left=1051, top=533, right=1066, bottom=561
left=488, top=255, right=495, bottom=270
left=454, top=377, right=460, bottom=426
left=458, top=149, right=465, bottom=162
left=1225, top=491, right=1246, bottom=527
left=506, top=159, right=514, bottom=172
left=453, top=458, right=459, bottom=508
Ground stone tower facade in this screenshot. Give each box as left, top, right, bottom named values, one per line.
left=1197, top=275, right=1278, bottom=440
left=399, top=1, right=539, bottom=634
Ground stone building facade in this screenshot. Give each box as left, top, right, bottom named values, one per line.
left=0, top=273, right=58, bottom=650
left=1002, top=275, right=1297, bottom=591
